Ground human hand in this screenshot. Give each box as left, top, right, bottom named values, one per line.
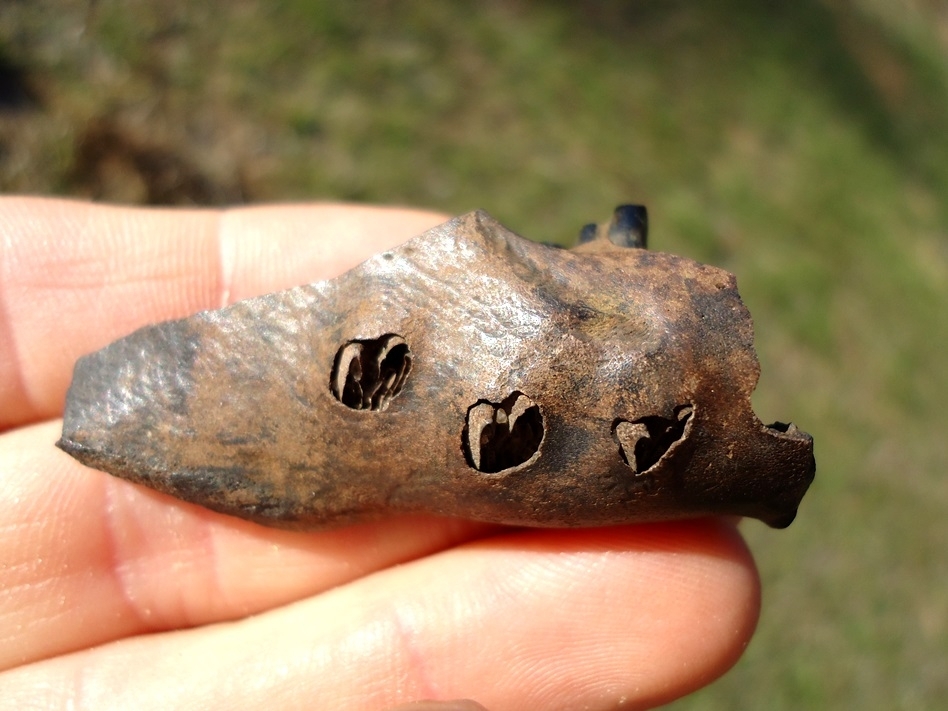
left=0, top=197, right=759, bottom=710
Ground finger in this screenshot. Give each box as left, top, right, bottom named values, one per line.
left=387, top=702, right=489, bottom=711
left=0, top=420, right=496, bottom=671
left=0, top=520, right=760, bottom=711
left=0, top=197, right=447, bottom=429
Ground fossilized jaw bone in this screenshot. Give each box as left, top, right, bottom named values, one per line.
left=58, top=206, right=815, bottom=530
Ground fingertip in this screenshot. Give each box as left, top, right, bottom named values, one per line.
left=404, top=519, right=761, bottom=709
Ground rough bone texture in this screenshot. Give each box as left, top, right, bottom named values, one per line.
left=58, top=208, right=815, bottom=530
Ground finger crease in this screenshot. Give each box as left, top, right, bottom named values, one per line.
left=0, top=254, right=36, bottom=429
left=101, top=477, right=157, bottom=632
left=390, top=601, right=440, bottom=701
left=192, top=512, right=228, bottom=626
left=69, top=651, right=90, bottom=711
left=216, top=208, right=237, bottom=308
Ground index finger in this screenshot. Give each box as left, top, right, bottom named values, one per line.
left=0, top=197, right=447, bottom=430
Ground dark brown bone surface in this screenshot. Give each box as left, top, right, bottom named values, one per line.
left=58, top=206, right=815, bottom=530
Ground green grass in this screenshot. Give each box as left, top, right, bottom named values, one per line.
left=2, top=0, right=947, bottom=707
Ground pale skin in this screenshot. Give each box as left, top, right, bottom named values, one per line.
left=0, top=197, right=760, bottom=710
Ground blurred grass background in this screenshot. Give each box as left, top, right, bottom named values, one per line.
left=2, top=0, right=946, bottom=708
